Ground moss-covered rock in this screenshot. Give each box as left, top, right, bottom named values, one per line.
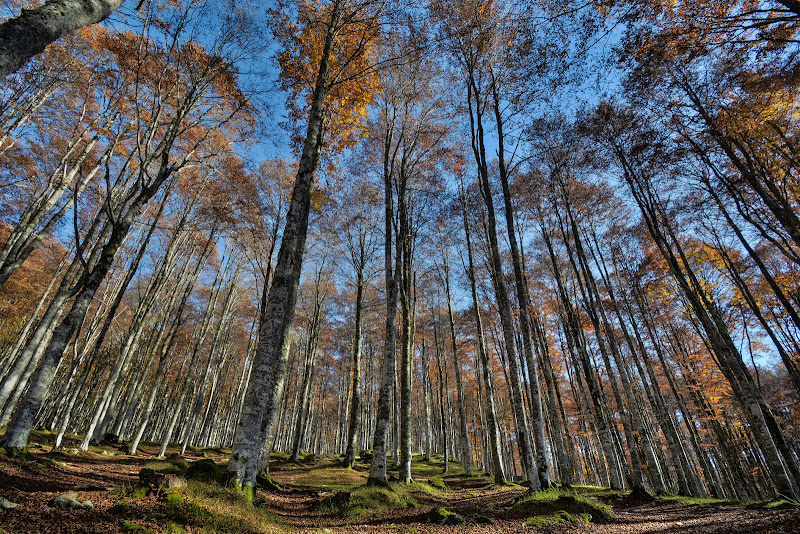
left=514, top=491, right=614, bottom=523
left=130, top=486, right=150, bottom=499
left=428, top=478, right=447, bottom=491
left=185, top=458, right=221, bottom=483
left=49, top=493, right=93, bottom=509
left=138, top=468, right=163, bottom=487
left=424, top=507, right=466, bottom=525
left=120, top=520, right=152, bottom=532
left=161, top=492, right=185, bottom=506
left=523, top=510, right=589, bottom=527
left=164, top=453, right=188, bottom=471
left=359, top=449, right=373, bottom=463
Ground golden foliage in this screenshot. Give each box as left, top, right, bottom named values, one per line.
left=270, top=0, right=382, bottom=155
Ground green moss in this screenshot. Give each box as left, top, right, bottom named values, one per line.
left=163, top=492, right=185, bottom=506
left=658, top=492, right=734, bottom=506
left=130, top=486, right=150, bottom=499
left=320, top=484, right=417, bottom=520
left=120, top=520, right=152, bottom=532
left=514, top=489, right=614, bottom=522
left=242, top=484, right=254, bottom=503
left=4, top=447, right=33, bottom=460
left=764, top=498, right=799, bottom=509
left=185, top=458, right=222, bottom=483
left=424, top=507, right=465, bottom=525
left=523, top=510, right=590, bottom=527
left=179, top=481, right=282, bottom=533
left=428, top=478, right=447, bottom=491
left=166, top=523, right=187, bottom=533
left=491, top=481, right=523, bottom=491
left=145, top=460, right=181, bottom=475
left=165, top=454, right=189, bottom=472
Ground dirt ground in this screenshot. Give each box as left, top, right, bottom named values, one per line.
left=0, top=440, right=798, bottom=534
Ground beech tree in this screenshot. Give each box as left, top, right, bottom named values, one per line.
left=0, top=0, right=127, bottom=80
left=227, top=0, right=384, bottom=495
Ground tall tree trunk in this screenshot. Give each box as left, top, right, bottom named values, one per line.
left=227, top=3, right=340, bottom=493
left=461, top=192, right=505, bottom=483
left=432, top=314, right=449, bottom=474
left=0, top=0, right=125, bottom=79
left=540, top=223, right=624, bottom=490
left=442, top=255, right=472, bottom=477
left=344, top=256, right=365, bottom=468
left=420, top=339, right=433, bottom=462
left=290, top=269, right=326, bottom=462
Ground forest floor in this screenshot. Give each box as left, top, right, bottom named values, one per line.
left=0, top=431, right=798, bottom=533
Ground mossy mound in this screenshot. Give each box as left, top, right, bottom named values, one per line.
left=359, top=449, right=373, bottom=463
left=427, top=478, right=447, bottom=491
left=424, top=507, right=466, bottom=525
left=165, top=454, right=189, bottom=472
left=317, top=485, right=415, bottom=520
left=514, top=489, right=614, bottom=523
left=185, top=458, right=221, bottom=483
left=523, top=509, right=590, bottom=527
left=763, top=498, right=800, bottom=510
left=161, top=492, right=185, bottom=506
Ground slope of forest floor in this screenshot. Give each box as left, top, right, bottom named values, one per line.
left=0, top=430, right=798, bottom=533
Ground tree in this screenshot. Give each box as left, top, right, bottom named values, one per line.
left=227, top=0, right=383, bottom=495
left=0, top=0, right=126, bottom=80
